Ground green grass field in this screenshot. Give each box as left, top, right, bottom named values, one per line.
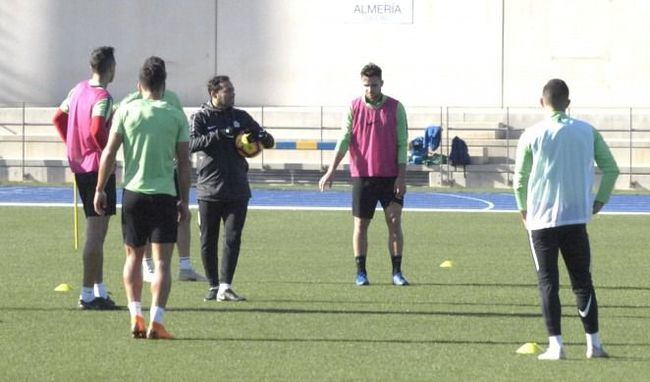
left=1, top=206, right=649, bottom=381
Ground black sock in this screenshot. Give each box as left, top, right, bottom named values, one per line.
left=355, top=256, right=367, bottom=274
left=391, top=255, right=402, bottom=275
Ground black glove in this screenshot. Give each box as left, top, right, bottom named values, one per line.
left=216, top=126, right=236, bottom=139
left=244, top=129, right=266, bottom=142
left=242, top=128, right=257, bottom=142
left=256, top=130, right=274, bottom=148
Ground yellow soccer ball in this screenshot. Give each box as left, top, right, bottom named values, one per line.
left=235, top=132, right=263, bottom=158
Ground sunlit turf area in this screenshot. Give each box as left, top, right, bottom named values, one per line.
left=1, top=207, right=649, bottom=381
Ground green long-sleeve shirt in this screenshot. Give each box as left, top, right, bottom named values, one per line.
left=513, top=112, right=619, bottom=229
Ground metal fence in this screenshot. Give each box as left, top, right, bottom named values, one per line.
left=2, top=104, right=650, bottom=187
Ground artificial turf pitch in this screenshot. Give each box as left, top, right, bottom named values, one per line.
left=1, top=207, right=648, bottom=381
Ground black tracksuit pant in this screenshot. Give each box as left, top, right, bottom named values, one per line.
left=528, top=224, right=599, bottom=336
left=198, top=199, right=248, bottom=288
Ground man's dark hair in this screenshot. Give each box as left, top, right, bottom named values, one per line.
left=207, top=75, right=231, bottom=95
left=138, top=56, right=166, bottom=92
left=89, top=46, right=115, bottom=74
left=542, top=79, right=570, bottom=110
left=360, top=63, right=382, bottom=79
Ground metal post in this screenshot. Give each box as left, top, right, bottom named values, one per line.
left=445, top=106, right=451, bottom=185
left=629, top=107, right=633, bottom=187
left=505, top=106, right=511, bottom=185
left=320, top=106, right=324, bottom=170
left=500, top=0, right=505, bottom=108
left=439, top=106, right=444, bottom=185
left=260, top=106, right=265, bottom=168
left=21, top=102, right=26, bottom=180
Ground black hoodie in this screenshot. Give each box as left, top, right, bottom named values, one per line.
left=190, top=101, right=273, bottom=201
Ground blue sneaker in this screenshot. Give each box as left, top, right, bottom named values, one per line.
left=355, top=272, right=370, bottom=286
left=392, top=272, right=409, bottom=286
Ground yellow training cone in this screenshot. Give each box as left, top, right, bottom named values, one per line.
left=439, top=260, right=455, bottom=268
left=516, top=342, right=542, bottom=355
left=54, top=283, right=73, bottom=292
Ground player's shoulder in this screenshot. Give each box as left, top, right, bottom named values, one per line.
left=114, top=97, right=148, bottom=119
left=232, top=107, right=255, bottom=120
left=164, top=90, right=182, bottom=107
left=119, top=91, right=141, bottom=107
left=568, top=116, right=595, bottom=130
left=384, top=94, right=400, bottom=103
left=161, top=102, right=189, bottom=123
left=520, top=119, right=547, bottom=141
left=167, top=104, right=188, bottom=119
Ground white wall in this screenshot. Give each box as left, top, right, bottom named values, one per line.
left=503, top=0, right=650, bottom=108
left=1, top=0, right=650, bottom=108
left=217, top=0, right=503, bottom=106
left=0, top=0, right=215, bottom=106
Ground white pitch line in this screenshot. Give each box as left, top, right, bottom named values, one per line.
left=2, top=202, right=650, bottom=215
left=431, top=193, right=495, bottom=210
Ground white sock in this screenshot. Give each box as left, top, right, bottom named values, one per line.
left=218, top=283, right=231, bottom=293
left=586, top=332, right=602, bottom=349
left=548, top=335, right=564, bottom=349
left=179, top=256, right=192, bottom=271
left=150, top=306, right=165, bottom=324
left=94, top=283, right=108, bottom=299
left=80, top=287, right=94, bottom=302
left=128, top=301, right=142, bottom=318
left=143, top=257, right=155, bottom=272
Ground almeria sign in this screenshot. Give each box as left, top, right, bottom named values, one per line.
left=342, top=1, right=414, bottom=24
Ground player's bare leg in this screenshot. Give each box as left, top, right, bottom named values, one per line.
left=353, top=217, right=371, bottom=285
left=147, top=242, right=175, bottom=339
left=78, top=215, right=116, bottom=309
left=384, top=202, right=408, bottom=285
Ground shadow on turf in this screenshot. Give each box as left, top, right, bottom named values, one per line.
left=174, top=305, right=539, bottom=318
left=170, top=336, right=650, bottom=354
left=171, top=306, right=650, bottom=320
left=256, top=280, right=650, bottom=291
left=4, top=305, right=648, bottom=321
left=246, top=299, right=542, bottom=308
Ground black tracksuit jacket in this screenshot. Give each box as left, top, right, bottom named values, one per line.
left=190, top=102, right=273, bottom=202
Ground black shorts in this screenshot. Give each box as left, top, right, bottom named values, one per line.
left=352, top=177, right=404, bottom=219
left=121, top=189, right=178, bottom=247
left=75, top=172, right=116, bottom=217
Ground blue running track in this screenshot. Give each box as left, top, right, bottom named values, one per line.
left=1, top=186, right=649, bottom=214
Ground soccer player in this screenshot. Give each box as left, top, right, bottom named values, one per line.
left=190, top=75, right=274, bottom=302
left=318, top=63, right=409, bottom=287
left=52, top=46, right=118, bottom=310
left=94, top=56, right=191, bottom=339
left=118, top=89, right=205, bottom=283
left=513, top=79, right=619, bottom=360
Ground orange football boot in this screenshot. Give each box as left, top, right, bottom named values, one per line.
left=146, top=322, right=174, bottom=340
left=131, top=315, right=146, bottom=339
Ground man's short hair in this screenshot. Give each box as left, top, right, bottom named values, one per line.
left=360, top=63, right=382, bottom=79
left=89, top=46, right=115, bottom=74
left=138, top=56, right=166, bottom=92
left=207, top=75, right=231, bottom=95
left=542, top=79, right=570, bottom=110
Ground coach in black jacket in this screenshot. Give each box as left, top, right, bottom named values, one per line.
left=190, top=75, right=274, bottom=302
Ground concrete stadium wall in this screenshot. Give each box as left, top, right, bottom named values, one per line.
left=0, top=0, right=216, bottom=107
left=1, top=0, right=649, bottom=107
